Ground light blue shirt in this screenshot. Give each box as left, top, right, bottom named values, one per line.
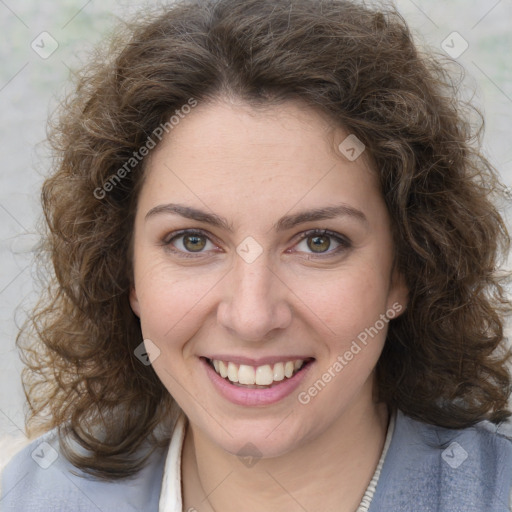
left=1, top=409, right=511, bottom=511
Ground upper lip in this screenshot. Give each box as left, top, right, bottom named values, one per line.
left=203, top=355, right=315, bottom=366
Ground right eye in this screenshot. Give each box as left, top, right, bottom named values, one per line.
left=163, top=229, right=219, bottom=257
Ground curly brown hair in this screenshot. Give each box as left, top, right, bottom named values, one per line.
left=18, top=0, right=512, bottom=479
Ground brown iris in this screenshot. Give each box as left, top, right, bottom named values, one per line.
left=307, top=235, right=331, bottom=253
left=183, top=234, right=207, bottom=252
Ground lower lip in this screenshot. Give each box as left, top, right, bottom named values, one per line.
left=202, top=358, right=314, bottom=406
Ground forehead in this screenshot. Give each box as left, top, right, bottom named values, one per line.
left=139, top=98, right=384, bottom=222
left=150, top=98, right=369, bottom=167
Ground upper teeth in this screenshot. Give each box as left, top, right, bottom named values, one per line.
left=211, top=359, right=305, bottom=385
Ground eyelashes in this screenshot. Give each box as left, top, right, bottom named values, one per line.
left=164, top=229, right=217, bottom=254
left=162, top=228, right=352, bottom=259
left=292, top=228, right=351, bottom=256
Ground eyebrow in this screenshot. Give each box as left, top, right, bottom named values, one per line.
left=275, top=204, right=368, bottom=231
left=144, top=203, right=368, bottom=231
left=145, top=203, right=232, bottom=231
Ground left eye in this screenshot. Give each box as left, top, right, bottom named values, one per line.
left=294, top=231, right=349, bottom=254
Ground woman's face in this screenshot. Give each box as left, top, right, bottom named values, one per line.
left=130, top=98, right=407, bottom=457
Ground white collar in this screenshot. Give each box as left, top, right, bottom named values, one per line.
left=159, top=412, right=187, bottom=512
left=158, top=410, right=396, bottom=512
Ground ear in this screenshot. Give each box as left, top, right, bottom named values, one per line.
left=129, top=286, right=141, bottom=318
left=387, top=268, right=408, bottom=319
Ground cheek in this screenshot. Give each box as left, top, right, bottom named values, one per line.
left=304, top=269, right=390, bottom=400
left=296, top=262, right=391, bottom=343
left=133, top=257, right=218, bottom=351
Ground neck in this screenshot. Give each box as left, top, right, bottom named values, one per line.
left=182, top=398, right=390, bottom=512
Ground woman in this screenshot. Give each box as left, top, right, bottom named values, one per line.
left=1, top=0, right=511, bottom=510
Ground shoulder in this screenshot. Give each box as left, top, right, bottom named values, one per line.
left=0, top=428, right=168, bottom=512
left=0, top=433, right=32, bottom=472
left=0, top=432, right=33, bottom=495
left=369, top=409, right=512, bottom=512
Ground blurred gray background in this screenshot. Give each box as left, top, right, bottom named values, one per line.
left=0, top=0, right=511, bottom=439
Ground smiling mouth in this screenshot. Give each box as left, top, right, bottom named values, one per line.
left=203, top=357, right=315, bottom=389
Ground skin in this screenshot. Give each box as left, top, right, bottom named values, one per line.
left=130, top=97, right=408, bottom=512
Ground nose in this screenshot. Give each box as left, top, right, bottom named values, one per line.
left=216, top=253, right=293, bottom=342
